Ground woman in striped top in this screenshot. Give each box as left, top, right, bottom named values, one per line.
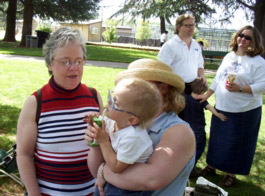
left=16, top=28, right=103, bottom=196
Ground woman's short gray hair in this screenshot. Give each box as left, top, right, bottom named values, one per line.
left=43, top=28, right=87, bottom=75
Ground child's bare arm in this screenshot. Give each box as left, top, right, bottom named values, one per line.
left=100, top=140, right=130, bottom=173
left=206, top=104, right=227, bottom=121
left=94, top=121, right=130, bottom=173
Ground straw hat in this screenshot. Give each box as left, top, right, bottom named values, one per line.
left=115, top=59, right=184, bottom=93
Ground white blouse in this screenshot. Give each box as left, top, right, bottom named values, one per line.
left=210, top=52, right=265, bottom=112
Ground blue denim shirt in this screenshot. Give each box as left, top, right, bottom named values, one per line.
left=147, top=112, right=195, bottom=196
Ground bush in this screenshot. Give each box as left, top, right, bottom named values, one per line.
left=102, top=20, right=119, bottom=44
left=36, top=23, right=52, bottom=33
left=135, top=20, right=151, bottom=46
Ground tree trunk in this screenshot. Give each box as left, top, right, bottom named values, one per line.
left=160, top=16, right=166, bottom=34
left=19, top=0, right=33, bottom=47
left=3, top=0, right=17, bottom=42
left=254, top=0, right=265, bottom=57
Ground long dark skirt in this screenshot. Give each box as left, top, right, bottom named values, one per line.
left=206, top=107, right=262, bottom=175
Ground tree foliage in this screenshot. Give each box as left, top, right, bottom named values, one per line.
left=111, top=0, right=215, bottom=33
left=112, top=0, right=264, bottom=56
left=1, top=0, right=101, bottom=45
left=102, top=19, right=119, bottom=44
left=0, top=0, right=22, bottom=41
left=196, top=37, right=209, bottom=49
left=135, top=20, right=151, bottom=45
left=33, top=0, right=101, bottom=23
left=0, top=1, right=8, bottom=29
left=211, top=0, right=265, bottom=56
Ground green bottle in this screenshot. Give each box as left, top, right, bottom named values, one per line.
left=90, top=116, right=103, bottom=147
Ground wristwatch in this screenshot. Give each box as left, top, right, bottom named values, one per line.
left=239, top=86, right=243, bottom=92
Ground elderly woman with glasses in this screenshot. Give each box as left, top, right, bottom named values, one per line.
left=197, top=25, right=265, bottom=187
left=16, top=28, right=104, bottom=195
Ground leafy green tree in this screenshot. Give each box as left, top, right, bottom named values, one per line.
left=102, top=19, right=119, bottom=44
left=19, top=0, right=101, bottom=46
left=1, top=0, right=101, bottom=45
left=196, top=37, right=209, bottom=49
left=0, top=1, right=8, bottom=30
left=193, top=28, right=199, bottom=39
left=135, top=20, right=151, bottom=46
left=212, top=0, right=265, bottom=56
left=111, top=0, right=214, bottom=34
left=0, top=0, right=17, bottom=42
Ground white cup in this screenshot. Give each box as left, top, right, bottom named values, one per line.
left=227, top=72, right=237, bottom=83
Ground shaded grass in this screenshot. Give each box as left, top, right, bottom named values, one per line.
left=0, top=179, right=24, bottom=196
left=0, top=41, right=42, bottom=57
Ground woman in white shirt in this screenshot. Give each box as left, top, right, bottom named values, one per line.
left=197, top=25, right=265, bottom=187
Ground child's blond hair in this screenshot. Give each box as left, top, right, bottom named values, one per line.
left=119, top=78, right=162, bottom=128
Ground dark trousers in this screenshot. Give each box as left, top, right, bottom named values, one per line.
left=192, top=125, right=206, bottom=164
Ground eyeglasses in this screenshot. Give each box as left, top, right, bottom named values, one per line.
left=238, top=33, right=252, bottom=41
left=182, top=24, right=195, bottom=28
left=53, top=58, right=85, bottom=67
left=108, top=90, right=137, bottom=116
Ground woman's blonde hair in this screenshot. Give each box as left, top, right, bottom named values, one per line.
left=230, top=25, right=264, bottom=57
left=154, top=82, right=185, bottom=114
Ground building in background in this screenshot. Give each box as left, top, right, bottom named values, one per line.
left=198, top=27, right=236, bottom=52
left=60, top=20, right=133, bottom=43
left=197, top=27, right=237, bottom=61
left=60, top=20, right=103, bottom=42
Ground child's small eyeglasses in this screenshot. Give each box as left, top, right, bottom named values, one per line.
left=108, top=90, right=137, bottom=116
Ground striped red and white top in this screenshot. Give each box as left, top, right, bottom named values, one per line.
left=33, top=78, right=99, bottom=196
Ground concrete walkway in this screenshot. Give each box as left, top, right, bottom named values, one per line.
left=0, top=54, right=128, bottom=69
left=0, top=53, right=216, bottom=73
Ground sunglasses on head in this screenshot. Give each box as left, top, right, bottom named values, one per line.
left=238, top=33, right=252, bottom=41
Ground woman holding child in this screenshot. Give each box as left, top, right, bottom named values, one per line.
left=85, top=59, right=196, bottom=196
left=198, top=25, right=265, bottom=187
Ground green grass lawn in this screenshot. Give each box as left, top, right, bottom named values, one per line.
left=0, top=59, right=264, bottom=196
left=0, top=41, right=158, bottom=63
left=0, top=41, right=220, bottom=70
left=0, top=42, right=264, bottom=195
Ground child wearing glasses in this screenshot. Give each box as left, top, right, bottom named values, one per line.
left=84, top=77, right=162, bottom=196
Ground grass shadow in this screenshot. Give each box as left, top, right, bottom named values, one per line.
left=190, top=131, right=265, bottom=196
left=0, top=41, right=42, bottom=56
left=190, top=174, right=265, bottom=196
left=0, top=104, right=20, bottom=150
